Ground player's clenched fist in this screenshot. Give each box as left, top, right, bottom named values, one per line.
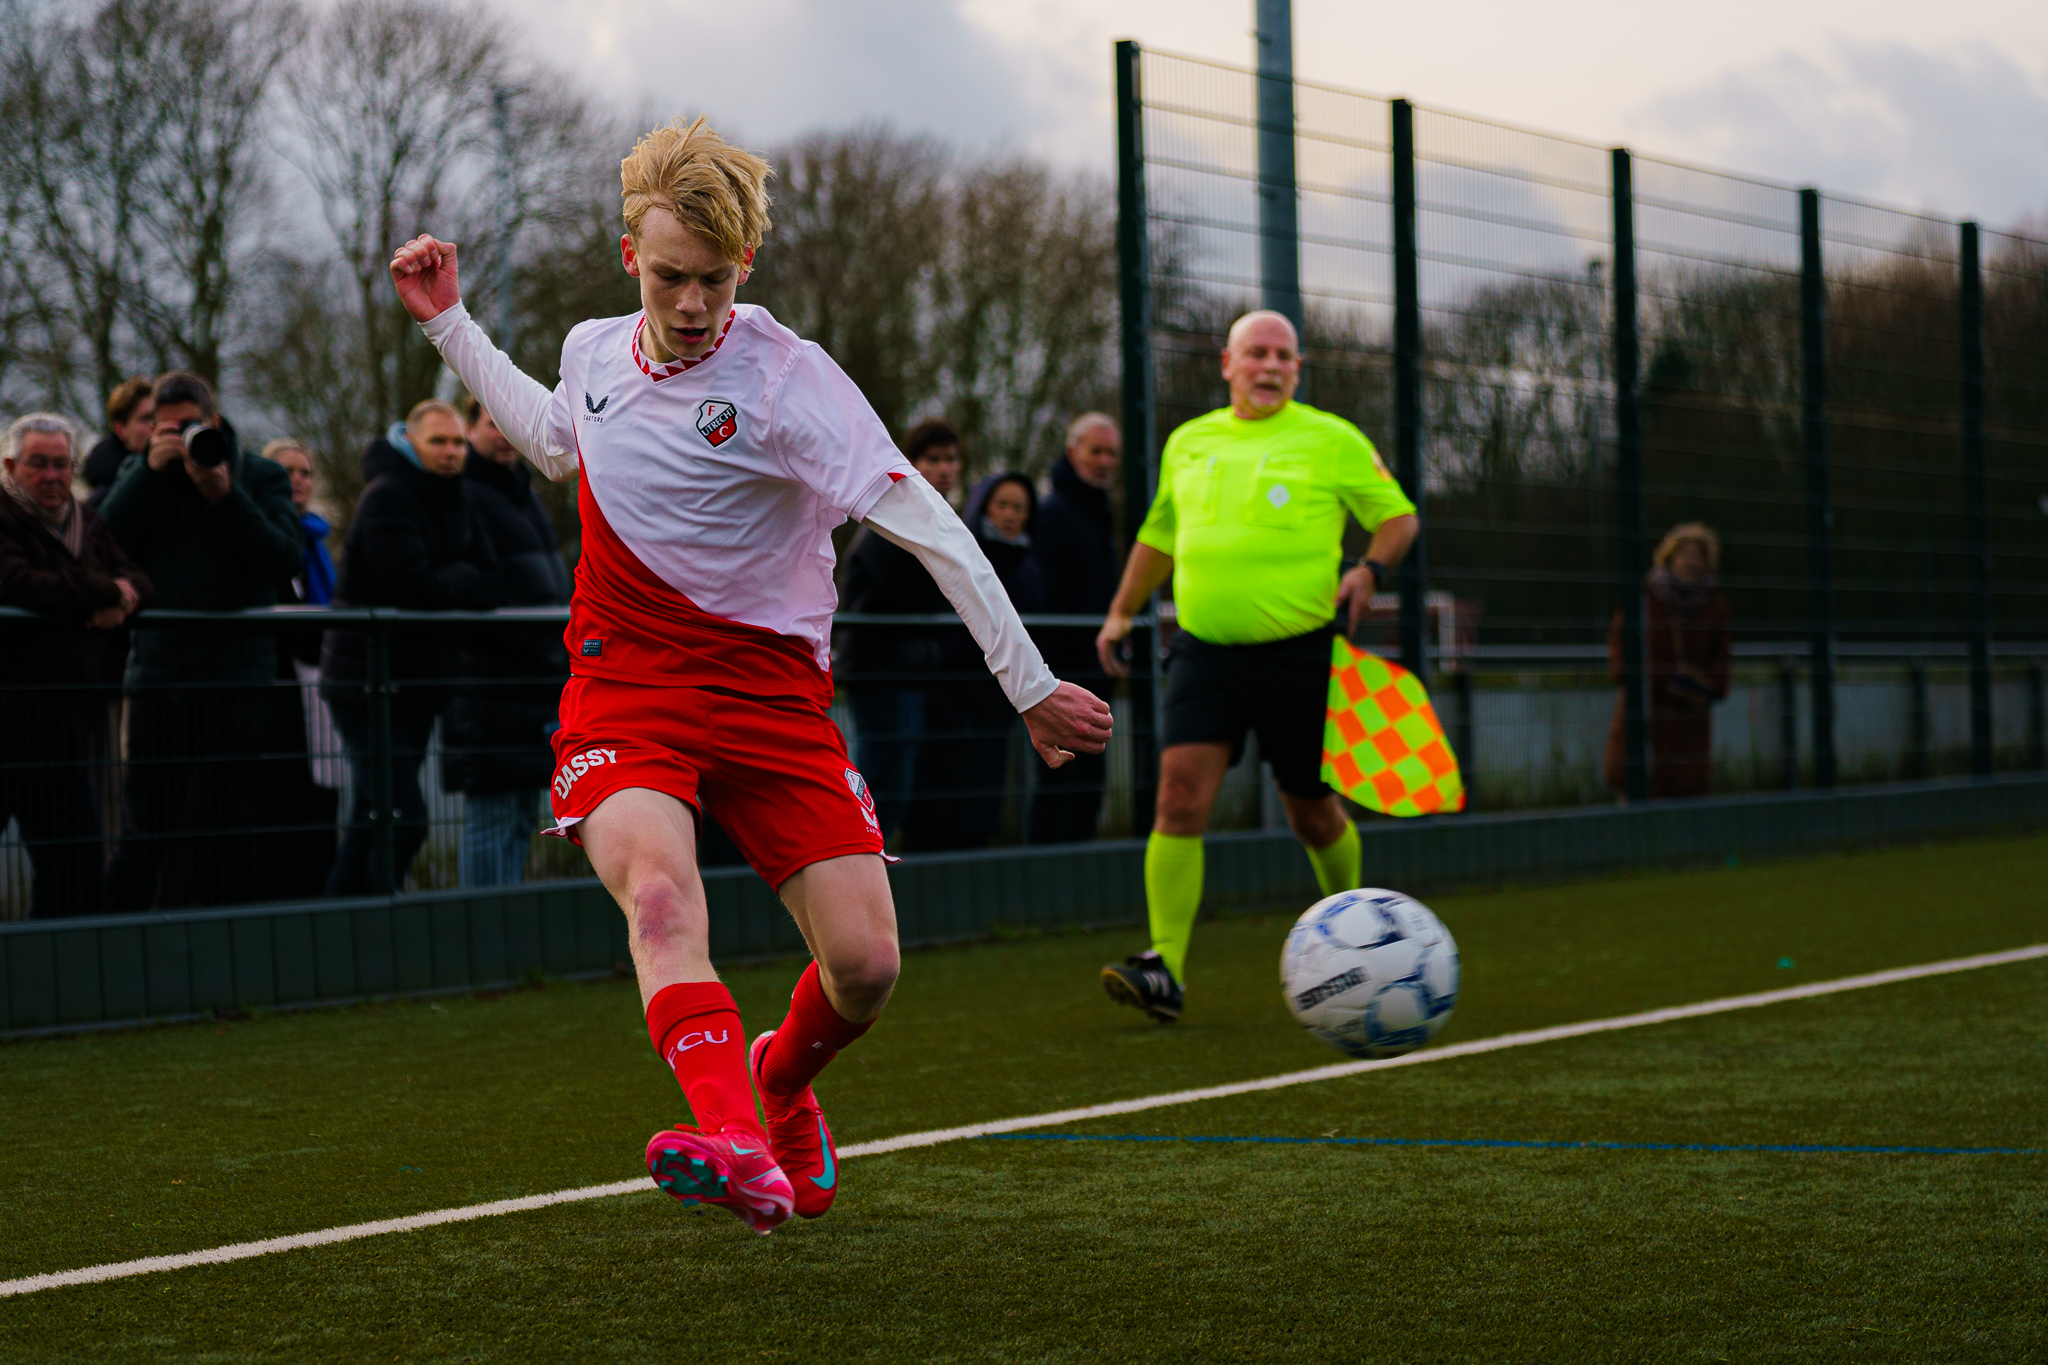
left=389, top=234, right=462, bottom=324
left=1022, top=680, right=1114, bottom=769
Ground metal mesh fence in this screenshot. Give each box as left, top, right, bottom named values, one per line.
left=1125, top=44, right=2048, bottom=810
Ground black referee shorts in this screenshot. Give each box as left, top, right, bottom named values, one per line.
left=1161, top=622, right=1335, bottom=799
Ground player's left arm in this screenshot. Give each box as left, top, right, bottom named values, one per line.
left=1333, top=425, right=1420, bottom=633
left=863, top=476, right=1112, bottom=768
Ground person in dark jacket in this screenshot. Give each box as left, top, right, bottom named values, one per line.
left=837, top=419, right=963, bottom=843
left=1028, top=413, right=1122, bottom=843
left=80, top=377, right=155, bottom=510
left=0, top=414, right=151, bottom=916
left=441, top=399, right=571, bottom=887
left=100, top=371, right=304, bottom=911
left=79, top=377, right=156, bottom=806
left=901, top=471, right=1046, bottom=850
left=262, top=439, right=335, bottom=607
left=1604, top=522, right=1733, bottom=799
left=321, top=399, right=503, bottom=895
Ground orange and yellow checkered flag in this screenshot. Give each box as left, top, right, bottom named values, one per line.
left=1321, top=637, right=1465, bottom=816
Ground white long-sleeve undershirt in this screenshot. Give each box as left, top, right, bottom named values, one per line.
left=420, top=299, right=1061, bottom=714
left=420, top=302, right=577, bottom=481
left=862, top=476, right=1060, bottom=715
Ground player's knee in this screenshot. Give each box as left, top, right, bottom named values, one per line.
left=626, top=878, right=705, bottom=950
left=1288, top=801, right=1346, bottom=849
left=829, top=942, right=900, bottom=1014
left=1154, top=783, right=1211, bottom=836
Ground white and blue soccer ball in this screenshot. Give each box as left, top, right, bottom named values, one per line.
left=1281, top=888, right=1459, bottom=1058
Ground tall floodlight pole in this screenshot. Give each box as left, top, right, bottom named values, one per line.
left=1115, top=39, right=1159, bottom=832
left=1611, top=148, right=1650, bottom=802
left=1799, top=189, right=1836, bottom=789
left=1391, top=100, right=1428, bottom=684
left=1253, top=0, right=1303, bottom=333
left=1960, top=222, right=1993, bottom=778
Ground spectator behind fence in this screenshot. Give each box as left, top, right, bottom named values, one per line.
left=441, top=398, right=571, bottom=887
left=837, top=419, right=963, bottom=843
left=1028, top=413, right=1122, bottom=843
left=321, top=400, right=502, bottom=895
left=261, top=439, right=335, bottom=606
left=1605, top=522, right=1732, bottom=799
left=100, top=372, right=303, bottom=911
left=901, top=471, right=1046, bottom=851
left=250, top=438, right=341, bottom=900
left=80, top=377, right=155, bottom=511
left=0, top=414, right=151, bottom=916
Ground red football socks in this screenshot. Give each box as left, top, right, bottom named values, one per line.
left=645, top=981, right=763, bottom=1139
left=758, top=961, right=874, bottom=1099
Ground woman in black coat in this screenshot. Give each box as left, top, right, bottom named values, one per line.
left=900, top=472, right=1046, bottom=851
left=320, top=404, right=502, bottom=894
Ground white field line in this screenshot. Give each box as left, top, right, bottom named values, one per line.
left=5, top=942, right=2042, bottom=1300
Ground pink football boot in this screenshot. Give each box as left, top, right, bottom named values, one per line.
left=644, top=1125, right=795, bottom=1236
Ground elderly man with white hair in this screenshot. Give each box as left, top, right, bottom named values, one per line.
left=0, top=412, right=151, bottom=916
left=1094, top=310, right=1420, bottom=1023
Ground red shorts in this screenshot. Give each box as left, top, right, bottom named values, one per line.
left=547, top=675, right=885, bottom=888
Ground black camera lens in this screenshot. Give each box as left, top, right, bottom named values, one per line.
left=179, top=418, right=230, bottom=468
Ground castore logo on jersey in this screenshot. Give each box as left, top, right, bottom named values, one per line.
left=696, top=399, right=739, bottom=447
left=583, top=392, right=609, bottom=421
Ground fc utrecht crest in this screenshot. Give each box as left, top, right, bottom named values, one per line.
left=696, top=399, right=739, bottom=447
left=843, top=767, right=876, bottom=817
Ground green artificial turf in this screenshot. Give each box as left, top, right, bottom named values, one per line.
left=2, top=832, right=2045, bottom=1362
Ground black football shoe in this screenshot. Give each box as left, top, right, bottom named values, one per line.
left=1100, top=950, right=1183, bottom=1023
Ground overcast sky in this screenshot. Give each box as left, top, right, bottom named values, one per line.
left=502, top=0, right=2048, bottom=228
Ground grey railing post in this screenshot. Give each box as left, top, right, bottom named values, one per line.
left=1611, top=148, right=1650, bottom=802
left=366, top=614, right=396, bottom=895
left=1392, top=98, right=1429, bottom=685
left=1778, top=657, right=1800, bottom=789
left=1799, top=189, right=1837, bottom=789
left=1253, top=0, right=1303, bottom=333
left=1960, top=222, right=1993, bottom=778
left=2029, top=661, right=2046, bottom=771
left=1115, top=38, right=1159, bottom=834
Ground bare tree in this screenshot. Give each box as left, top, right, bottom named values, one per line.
left=0, top=0, right=166, bottom=410
left=931, top=158, right=1117, bottom=478
left=282, top=0, right=508, bottom=429
left=130, top=0, right=296, bottom=387
left=747, top=127, right=948, bottom=438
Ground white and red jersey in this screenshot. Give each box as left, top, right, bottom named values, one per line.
left=434, top=303, right=912, bottom=707
left=421, top=299, right=1058, bottom=715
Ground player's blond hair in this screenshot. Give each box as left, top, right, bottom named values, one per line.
left=620, top=116, right=773, bottom=263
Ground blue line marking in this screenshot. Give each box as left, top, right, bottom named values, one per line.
left=987, top=1134, right=2041, bottom=1156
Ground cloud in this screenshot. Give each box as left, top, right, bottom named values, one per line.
left=1645, top=41, right=2048, bottom=228
left=504, top=0, right=1096, bottom=160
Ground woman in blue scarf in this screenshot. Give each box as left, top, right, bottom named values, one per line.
left=262, top=439, right=334, bottom=604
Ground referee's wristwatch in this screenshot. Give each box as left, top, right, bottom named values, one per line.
left=1363, top=559, right=1392, bottom=593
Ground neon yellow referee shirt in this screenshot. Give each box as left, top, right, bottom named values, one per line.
left=1135, top=401, right=1416, bottom=645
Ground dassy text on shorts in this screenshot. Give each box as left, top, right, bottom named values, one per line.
left=553, top=748, right=619, bottom=799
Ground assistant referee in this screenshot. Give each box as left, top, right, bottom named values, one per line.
left=1095, top=310, right=1418, bottom=1022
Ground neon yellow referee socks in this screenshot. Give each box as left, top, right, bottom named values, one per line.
left=1144, top=831, right=1204, bottom=983
left=1306, top=819, right=1361, bottom=899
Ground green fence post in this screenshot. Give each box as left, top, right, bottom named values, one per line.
left=1253, top=0, right=1303, bottom=333
left=1391, top=98, right=1429, bottom=685
left=1115, top=38, right=1159, bottom=834
left=367, top=615, right=396, bottom=895
left=1611, top=147, right=1649, bottom=802
left=1800, top=189, right=1837, bottom=789
left=1960, top=222, right=1993, bottom=779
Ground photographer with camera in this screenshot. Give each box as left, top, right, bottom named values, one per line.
left=100, top=370, right=303, bottom=910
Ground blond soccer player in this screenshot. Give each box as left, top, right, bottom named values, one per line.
left=390, top=118, right=1110, bottom=1234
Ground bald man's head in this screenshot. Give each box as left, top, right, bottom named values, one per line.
left=1226, top=309, right=1299, bottom=352
left=1221, top=310, right=1302, bottom=419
